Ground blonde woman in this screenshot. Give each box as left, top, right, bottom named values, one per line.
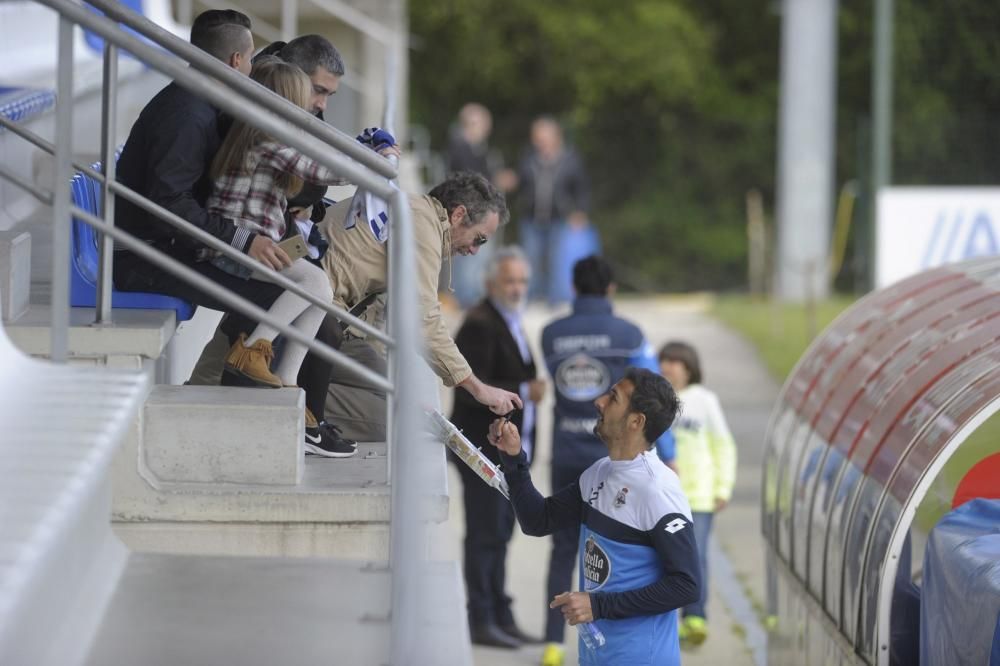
left=207, top=58, right=350, bottom=457
left=657, top=341, right=737, bottom=647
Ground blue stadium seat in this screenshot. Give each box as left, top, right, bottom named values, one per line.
left=83, top=0, right=148, bottom=56
left=0, top=86, right=57, bottom=127
left=70, top=162, right=195, bottom=321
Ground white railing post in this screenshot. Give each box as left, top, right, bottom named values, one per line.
left=50, top=16, right=74, bottom=362
left=96, top=42, right=118, bottom=325
left=388, top=189, right=431, bottom=665
left=177, top=0, right=192, bottom=26
left=280, top=0, right=298, bottom=43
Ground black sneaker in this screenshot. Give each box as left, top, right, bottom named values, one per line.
left=305, top=422, right=357, bottom=458
left=320, top=420, right=357, bottom=449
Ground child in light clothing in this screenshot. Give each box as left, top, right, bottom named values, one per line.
left=656, top=341, right=737, bottom=646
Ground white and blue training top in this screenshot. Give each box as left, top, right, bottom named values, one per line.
left=501, top=448, right=700, bottom=666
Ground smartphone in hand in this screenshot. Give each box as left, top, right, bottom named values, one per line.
left=277, top=235, right=309, bottom=264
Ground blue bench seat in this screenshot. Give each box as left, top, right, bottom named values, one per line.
left=70, top=162, right=195, bottom=321
left=0, top=86, right=56, bottom=127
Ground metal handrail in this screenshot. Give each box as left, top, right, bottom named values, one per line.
left=87, top=0, right=398, bottom=181
left=0, top=113, right=392, bottom=347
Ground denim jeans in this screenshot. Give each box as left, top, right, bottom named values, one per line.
left=684, top=510, right=714, bottom=619
left=520, top=220, right=601, bottom=305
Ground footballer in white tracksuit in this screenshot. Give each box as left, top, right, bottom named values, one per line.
left=495, top=369, right=700, bottom=665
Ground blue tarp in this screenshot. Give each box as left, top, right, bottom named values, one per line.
left=920, top=498, right=1000, bottom=666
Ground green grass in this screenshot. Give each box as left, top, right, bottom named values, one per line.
left=711, top=294, right=857, bottom=381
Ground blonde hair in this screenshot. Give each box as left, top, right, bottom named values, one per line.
left=210, top=58, right=312, bottom=196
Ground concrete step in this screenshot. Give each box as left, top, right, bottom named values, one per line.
left=85, top=554, right=471, bottom=666
left=111, top=385, right=450, bottom=561
left=142, top=385, right=303, bottom=485
left=5, top=305, right=177, bottom=375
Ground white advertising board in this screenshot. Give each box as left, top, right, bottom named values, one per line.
left=877, top=188, right=1000, bottom=288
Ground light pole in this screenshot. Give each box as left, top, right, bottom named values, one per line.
left=870, top=0, right=894, bottom=290
left=774, top=0, right=839, bottom=302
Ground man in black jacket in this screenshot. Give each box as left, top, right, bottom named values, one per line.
left=451, top=246, right=546, bottom=648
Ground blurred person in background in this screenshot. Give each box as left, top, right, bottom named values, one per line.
left=442, top=103, right=518, bottom=308
left=656, top=341, right=737, bottom=647
left=451, top=246, right=546, bottom=648
left=516, top=116, right=593, bottom=305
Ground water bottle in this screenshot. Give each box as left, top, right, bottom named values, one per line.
left=578, top=621, right=606, bottom=651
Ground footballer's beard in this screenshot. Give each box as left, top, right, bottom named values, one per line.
left=593, top=415, right=606, bottom=442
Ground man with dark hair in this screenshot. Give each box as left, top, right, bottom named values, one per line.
left=317, top=171, right=522, bottom=414
left=571, top=254, right=614, bottom=296
left=538, top=254, right=671, bottom=665
left=278, top=35, right=345, bottom=115
left=487, top=367, right=699, bottom=666
left=189, top=9, right=253, bottom=70
left=254, top=34, right=345, bottom=116
left=114, top=10, right=353, bottom=456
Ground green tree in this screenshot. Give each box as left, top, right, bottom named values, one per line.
left=412, top=1, right=1000, bottom=292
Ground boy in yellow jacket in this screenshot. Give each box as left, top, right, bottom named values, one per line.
left=657, top=341, right=737, bottom=646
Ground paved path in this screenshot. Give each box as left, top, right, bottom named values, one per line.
left=441, top=295, right=779, bottom=665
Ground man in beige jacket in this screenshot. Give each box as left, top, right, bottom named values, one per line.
left=190, top=172, right=521, bottom=420
left=321, top=172, right=521, bottom=415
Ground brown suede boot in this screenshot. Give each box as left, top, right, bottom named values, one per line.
left=305, top=406, right=319, bottom=429
left=222, top=334, right=282, bottom=388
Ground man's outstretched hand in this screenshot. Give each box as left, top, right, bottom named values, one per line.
left=550, top=592, right=594, bottom=626
left=488, top=418, right=522, bottom=457
left=459, top=375, right=523, bottom=415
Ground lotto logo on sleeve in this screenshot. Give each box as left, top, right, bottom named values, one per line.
left=664, top=517, right=688, bottom=534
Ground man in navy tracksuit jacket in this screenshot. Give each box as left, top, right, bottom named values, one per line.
left=488, top=367, right=699, bottom=665
left=541, top=256, right=674, bottom=653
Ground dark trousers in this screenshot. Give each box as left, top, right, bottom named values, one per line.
left=456, top=454, right=516, bottom=628
left=297, top=314, right=342, bottom=418
left=114, top=250, right=283, bottom=337
left=114, top=251, right=335, bottom=416
left=545, top=459, right=591, bottom=643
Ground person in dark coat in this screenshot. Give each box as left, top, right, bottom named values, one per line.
left=451, top=245, right=546, bottom=648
